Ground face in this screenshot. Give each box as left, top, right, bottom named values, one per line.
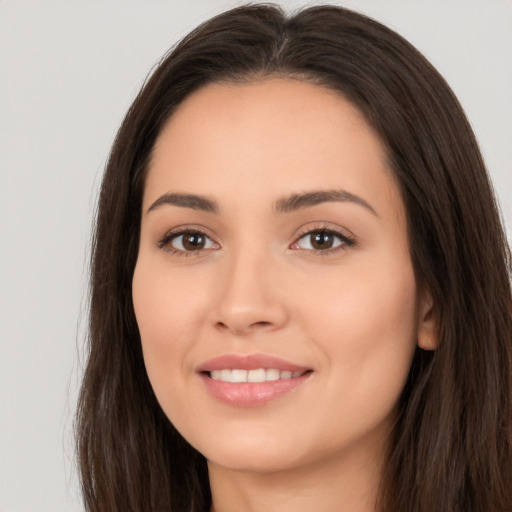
left=132, top=78, right=432, bottom=476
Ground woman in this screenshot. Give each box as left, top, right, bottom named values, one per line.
left=75, top=4, right=512, bottom=511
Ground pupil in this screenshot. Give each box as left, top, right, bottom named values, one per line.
left=312, top=232, right=333, bottom=250
left=183, top=233, right=204, bottom=250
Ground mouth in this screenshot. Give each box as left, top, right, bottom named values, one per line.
left=207, top=368, right=308, bottom=383
left=197, top=354, right=313, bottom=407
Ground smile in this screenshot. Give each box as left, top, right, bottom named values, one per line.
left=198, top=354, right=313, bottom=406
left=209, top=369, right=305, bottom=383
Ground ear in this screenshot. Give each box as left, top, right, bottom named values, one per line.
left=417, top=292, right=437, bottom=350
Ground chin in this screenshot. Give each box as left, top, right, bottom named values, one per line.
left=207, top=449, right=303, bottom=475
left=193, top=429, right=307, bottom=474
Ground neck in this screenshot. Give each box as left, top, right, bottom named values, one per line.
left=208, top=440, right=385, bottom=512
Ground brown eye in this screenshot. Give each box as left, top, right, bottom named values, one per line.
left=168, top=231, right=217, bottom=252
left=181, top=232, right=206, bottom=250
left=310, top=231, right=335, bottom=250
left=293, top=229, right=352, bottom=253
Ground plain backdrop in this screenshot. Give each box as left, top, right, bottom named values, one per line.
left=0, top=1, right=510, bottom=510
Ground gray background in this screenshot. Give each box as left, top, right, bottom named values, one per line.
left=0, top=1, right=510, bottom=510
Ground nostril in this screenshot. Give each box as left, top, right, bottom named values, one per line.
left=251, top=321, right=272, bottom=329
left=214, top=319, right=274, bottom=335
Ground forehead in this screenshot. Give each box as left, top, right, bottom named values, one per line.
left=145, top=78, right=403, bottom=223
left=152, top=78, right=372, bottom=164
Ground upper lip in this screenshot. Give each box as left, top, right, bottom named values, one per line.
left=197, top=354, right=311, bottom=373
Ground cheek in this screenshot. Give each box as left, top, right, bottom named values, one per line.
left=131, top=259, right=208, bottom=395
left=304, top=255, right=417, bottom=339
left=298, top=255, right=418, bottom=416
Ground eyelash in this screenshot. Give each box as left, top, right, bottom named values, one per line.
left=292, top=224, right=355, bottom=255
left=157, top=224, right=355, bottom=257
left=157, top=228, right=218, bottom=257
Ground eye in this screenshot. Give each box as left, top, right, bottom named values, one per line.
left=159, top=229, right=219, bottom=254
left=291, top=228, right=354, bottom=253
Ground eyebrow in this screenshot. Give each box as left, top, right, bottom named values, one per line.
left=147, top=193, right=219, bottom=214
left=273, top=189, right=378, bottom=216
left=146, top=188, right=377, bottom=217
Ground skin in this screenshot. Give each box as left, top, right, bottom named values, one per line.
left=132, top=78, right=435, bottom=512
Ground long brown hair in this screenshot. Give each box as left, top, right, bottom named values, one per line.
left=76, top=4, right=512, bottom=511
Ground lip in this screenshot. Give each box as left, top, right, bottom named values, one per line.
left=197, top=354, right=312, bottom=407
left=197, top=353, right=310, bottom=373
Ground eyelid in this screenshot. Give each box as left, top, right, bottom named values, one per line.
left=157, top=225, right=220, bottom=254
left=155, top=222, right=355, bottom=256
left=290, top=223, right=356, bottom=253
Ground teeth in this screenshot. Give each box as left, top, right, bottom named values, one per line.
left=231, top=369, right=247, bottom=382
left=247, top=368, right=266, bottom=382
left=266, top=369, right=280, bottom=381
left=210, top=368, right=304, bottom=383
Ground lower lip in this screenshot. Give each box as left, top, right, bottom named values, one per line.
left=199, top=372, right=311, bottom=407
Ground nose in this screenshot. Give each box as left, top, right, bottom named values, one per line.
left=210, top=249, right=289, bottom=337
